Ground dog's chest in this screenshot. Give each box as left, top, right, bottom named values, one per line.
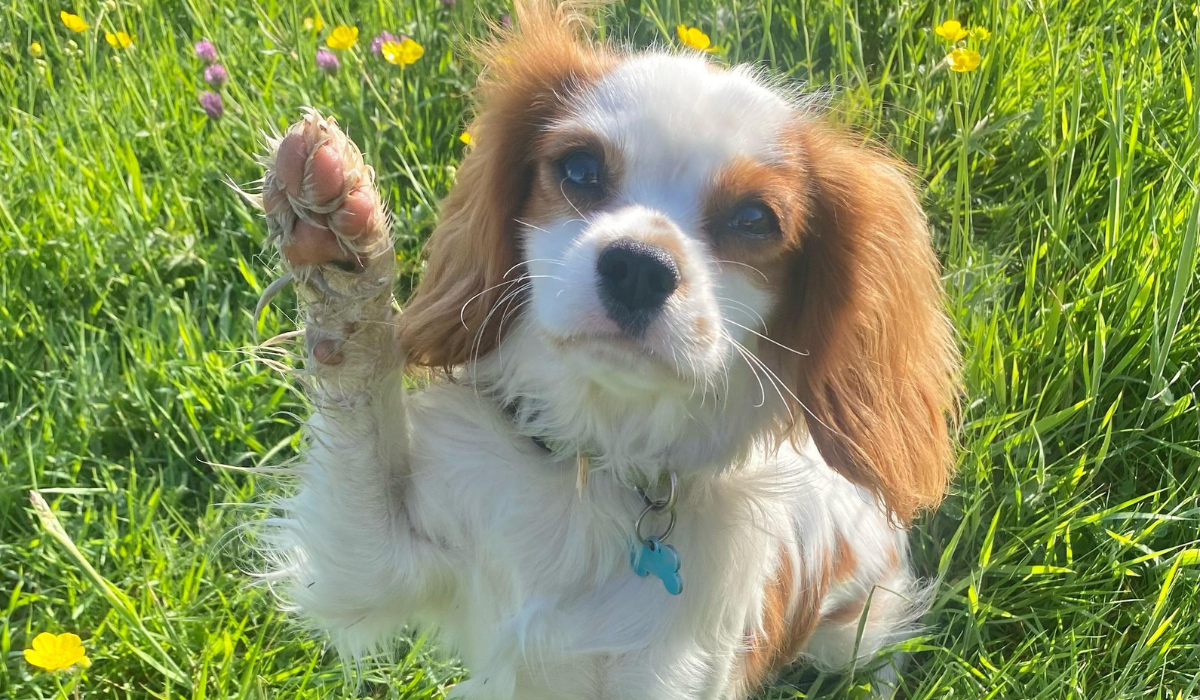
left=406, top=387, right=787, bottom=697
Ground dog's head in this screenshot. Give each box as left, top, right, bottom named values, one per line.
left=400, top=1, right=959, bottom=524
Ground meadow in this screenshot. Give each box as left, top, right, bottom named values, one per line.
left=1, top=0, right=1197, bottom=697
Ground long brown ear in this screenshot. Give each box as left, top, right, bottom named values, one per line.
left=772, top=123, right=960, bottom=525
left=400, top=1, right=611, bottom=369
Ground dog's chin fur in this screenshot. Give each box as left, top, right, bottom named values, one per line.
left=470, top=318, right=773, bottom=485
left=252, top=2, right=960, bottom=698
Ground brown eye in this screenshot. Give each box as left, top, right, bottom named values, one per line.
left=725, top=202, right=778, bottom=239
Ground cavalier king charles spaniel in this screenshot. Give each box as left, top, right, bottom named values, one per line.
left=249, top=2, right=959, bottom=698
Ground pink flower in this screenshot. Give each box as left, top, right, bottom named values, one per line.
left=371, top=31, right=398, bottom=55
left=499, top=14, right=512, bottom=28
left=203, top=63, right=228, bottom=89
left=316, top=47, right=339, bottom=74
left=194, top=39, right=217, bottom=63
left=198, top=91, right=224, bottom=120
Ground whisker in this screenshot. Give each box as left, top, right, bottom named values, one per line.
left=503, top=256, right=568, bottom=280
left=715, top=259, right=769, bottom=282
left=716, top=296, right=768, bottom=331
left=460, top=275, right=529, bottom=329
left=558, top=179, right=589, bottom=223
left=729, top=339, right=767, bottom=408
left=724, top=319, right=809, bottom=356
left=731, top=336, right=790, bottom=418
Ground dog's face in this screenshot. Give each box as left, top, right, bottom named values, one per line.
left=522, top=55, right=797, bottom=396
left=401, top=7, right=959, bottom=523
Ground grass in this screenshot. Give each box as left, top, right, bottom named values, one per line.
left=1, top=0, right=1196, bottom=697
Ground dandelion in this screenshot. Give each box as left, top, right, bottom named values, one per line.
left=371, top=31, right=399, bottom=55
left=194, top=39, right=217, bottom=62
left=203, top=63, right=228, bottom=88
left=459, top=131, right=472, bottom=145
left=969, top=26, right=992, bottom=40
left=316, top=47, right=339, bottom=74
left=676, top=24, right=712, bottom=51
left=198, top=90, right=224, bottom=120
left=29, top=41, right=44, bottom=57
left=24, top=633, right=90, bottom=672
left=105, top=31, right=133, bottom=48
left=935, top=20, right=969, bottom=42
left=326, top=25, right=358, bottom=50
left=948, top=47, right=981, bottom=72
left=303, top=15, right=325, bottom=32
left=60, top=11, right=89, bottom=33
left=381, top=38, right=424, bottom=66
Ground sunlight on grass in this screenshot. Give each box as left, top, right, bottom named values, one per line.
left=1, top=0, right=1196, bottom=698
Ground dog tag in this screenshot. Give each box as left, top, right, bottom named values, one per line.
left=630, top=536, right=683, bottom=595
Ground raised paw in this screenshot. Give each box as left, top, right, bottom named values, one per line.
left=255, top=110, right=399, bottom=383
left=262, top=110, right=391, bottom=273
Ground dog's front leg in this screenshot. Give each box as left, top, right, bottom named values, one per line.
left=256, top=111, right=454, bottom=650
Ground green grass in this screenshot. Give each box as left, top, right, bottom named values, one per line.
left=1, top=0, right=1196, bottom=697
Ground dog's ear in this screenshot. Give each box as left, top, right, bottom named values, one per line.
left=770, top=123, right=960, bottom=525
left=400, top=1, right=611, bottom=369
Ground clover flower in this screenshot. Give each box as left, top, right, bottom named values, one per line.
left=316, top=47, right=339, bottom=74
left=194, top=39, right=217, bottom=62
left=371, top=31, right=398, bottom=55
left=203, top=63, right=228, bottom=88
left=199, top=90, right=224, bottom=120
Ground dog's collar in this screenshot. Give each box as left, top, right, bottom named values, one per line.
left=497, top=394, right=684, bottom=594
left=498, top=396, right=673, bottom=493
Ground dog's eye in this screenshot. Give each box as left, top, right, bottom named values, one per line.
left=560, top=151, right=602, bottom=189
left=725, top=202, right=778, bottom=238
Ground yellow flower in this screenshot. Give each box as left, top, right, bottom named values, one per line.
left=970, top=26, right=991, bottom=40
left=948, top=48, right=982, bottom=72
left=61, top=11, right=89, bottom=32
left=105, top=31, right=133, bottom=48
left=325, top=25, right=358, bottom=50
left=29, top=41, right=44, bottom=57
left=381, top=38, right=424, bottom=66
left=303, top=15, right=324, bottom=32
left=935, top=19, right=969, bottom=42
left=24, top=633, right=91, bottom=672
left=676, top=24, right=712, bottom=51
left=459, top=131, right=472, bottom=145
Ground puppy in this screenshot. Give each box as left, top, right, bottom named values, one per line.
left=251, top=2, right=959, bottom=698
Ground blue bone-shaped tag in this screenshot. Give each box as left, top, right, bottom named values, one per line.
left=631, top=536, right=683, bottom=595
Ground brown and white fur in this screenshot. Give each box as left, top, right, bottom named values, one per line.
left=250, top=3, right=959, bottom=698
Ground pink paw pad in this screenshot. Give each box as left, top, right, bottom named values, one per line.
left=264, top=113, right=387, bottom=270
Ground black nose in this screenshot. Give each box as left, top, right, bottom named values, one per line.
left=596, top=239, right=680, bottom=334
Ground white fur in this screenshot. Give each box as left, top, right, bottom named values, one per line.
left=261, top=53, right=927, bottom=699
